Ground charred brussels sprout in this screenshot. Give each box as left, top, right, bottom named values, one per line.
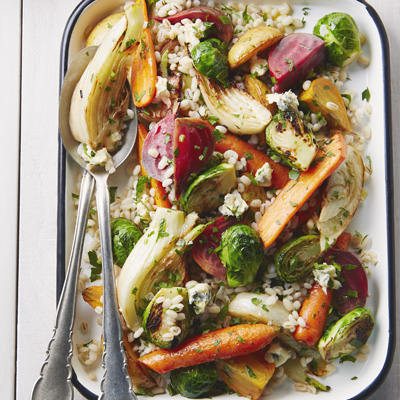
left=318, top=308, right=374, bottom=362
left=180, top=163, right=237, bottom=215
left=219, top=225, right=263, bottom=287
left=274, top=235, right=323, bottom=283
left=170, top=363, right=219, bottom=398
left=110, top=218, right=142, bottom=267
left=314, top=13, right=362, bottom=67
left=265, top=111, right=317, bottom=171
left=142, top=287, right=191, bottom=349
left=191, top=39, right=230, bottom=87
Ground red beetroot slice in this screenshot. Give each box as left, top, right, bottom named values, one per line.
left=268, top=33, right=325, bottom=93
left=324, top=249, right=368, bottom=315
left=192, top=216, right=237, bottom=280
left=141, top=114, right=176, bottom=181
left=154, top=7, right=233, bottom=43
left=174, top=118, right=215, bottom=196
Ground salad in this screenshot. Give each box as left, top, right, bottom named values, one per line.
left=72, top=0, right=377, bottom=398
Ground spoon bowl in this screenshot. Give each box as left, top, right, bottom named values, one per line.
left=59, top=46, right=138, bottom=170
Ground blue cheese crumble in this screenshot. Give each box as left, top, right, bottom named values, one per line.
left=218, top=190, right=248, bottom=217
left=313, top=263, right=342, bottom=294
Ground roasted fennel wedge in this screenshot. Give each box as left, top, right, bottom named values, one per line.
left=70, top=3, right=144, bottom=152
left=196, top=72, right=272, bottom=134
left=317, top=144, right=365, bottom=250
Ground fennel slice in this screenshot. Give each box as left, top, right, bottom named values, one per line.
left=317, top=144, right=364, bottom=249
left=69, top=16, right=127, bottom=148
left=197, top=72, right=272, bottom=135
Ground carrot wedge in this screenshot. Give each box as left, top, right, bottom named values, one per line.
left=214, top=133, right=290, bottom=189
left=258, top=132, right=347, bottom=248
left=130, top=0, right=157, bottom=107
left=294, top=283, right=333, bottom=347
left=137, top=123, right=171, bottom=208
left=139, top=324, right=279, bottom=374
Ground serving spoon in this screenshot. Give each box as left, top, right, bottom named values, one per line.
left=31, top=46, right=138, bottom=400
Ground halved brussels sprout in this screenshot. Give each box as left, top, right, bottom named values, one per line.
left=318, top=308, right=374, bottom=362
left=274, top=235, right=323, bottom=283
left=111, top=218, right=143, bottom=267
left=191, top=39, right=230, bottom=87
left=170, top=363, right=219, bottom=398
left=265, top=111, right=318, bottom=171
left=313, top=12, right=362, bottom=67
left=142, top=287, right=191, bottom=349
left=219, top=225, right=263, bottom=288
left=179, top=163, right=237, bottom=215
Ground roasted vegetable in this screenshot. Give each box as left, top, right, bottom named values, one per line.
left=130, top=0, right=157, bottom=107
left=228, top=293, right=290, bottom=326
left=294, top=283, right=333, bottom=347
left=192, top=216, right=236, bottom=280
left=137, top=122, right=171, bottom=208
left=244, top=75, right=278, bottom=115
left=173, top=118, right=216, bottom=196
left=324, top=249, right=368, bottom=315
left=265, top=111, right=318, bottom=171
left=284, top=358, right=330, bottom=392
left=274, top=235, right=323, bottom=283
left=141, top=114, right=175, bottom=182
left=139, top=324, right=279, bottom=374
left=117, top=208, right=200, bottom=330
left=86, top=12, right=124, bottom=47
left=314, top=13, right=362, bottom=67
left=170, top=363, right=219, bottom=398
left=142, top=287, right=191, bottom=349
left=180, top=163, right=237, bottom=215
left=268, top=33, right=325, bottom=93
left=258, top=133, right=347, bottom=248
left=192, top=39, right=230, bottom=87
left=228, top=26, right=283, bottom=70
left=111, top=218, right=143, bottom=267
left=197, top=72, right=272, bottom=135
left=216, top=351, right=275, bottom=400
left=299, top=78, right=351, bottom=131
left=318, top=308, right=374, bottom=362
left=219, top=225, right=264, bottom=288
left=214, top=133, right=290, bottom=189
left=70, top=3, right=144, bottom=152
left=317, top=144, right=364, bottom=250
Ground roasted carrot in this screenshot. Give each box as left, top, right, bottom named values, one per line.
left=294, top=283, right=333, bottom=347
left=139, top=324, right=279, bottom=374
left=333, top=232, right=352, bottom=251
left=214, top=133, right=290, bottom=189
left=130, top=0, right=157, bottom=107
left=258, top=132, right=347, bottom=248
left=137, top=123, right=171, bottom=208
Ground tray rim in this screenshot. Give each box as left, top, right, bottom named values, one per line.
left=57, top=1, right=396, bottom=399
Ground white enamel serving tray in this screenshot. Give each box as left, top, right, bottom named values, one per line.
left=57, top=0, right=394, bottom=399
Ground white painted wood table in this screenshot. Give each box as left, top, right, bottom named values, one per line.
left=2, top=0, right=398, bottom=398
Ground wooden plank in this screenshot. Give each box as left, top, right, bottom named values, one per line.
left=0, top=1, right=22, bottom=399
left=16, top=0, right=85, bottom=398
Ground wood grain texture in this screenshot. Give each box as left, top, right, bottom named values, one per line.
left=11, top=1, right=400, bottom=400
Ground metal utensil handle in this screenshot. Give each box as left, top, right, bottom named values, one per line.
left=94, top=171, right=137, bottom=400
left=31, top=171, right=94, bottom=400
